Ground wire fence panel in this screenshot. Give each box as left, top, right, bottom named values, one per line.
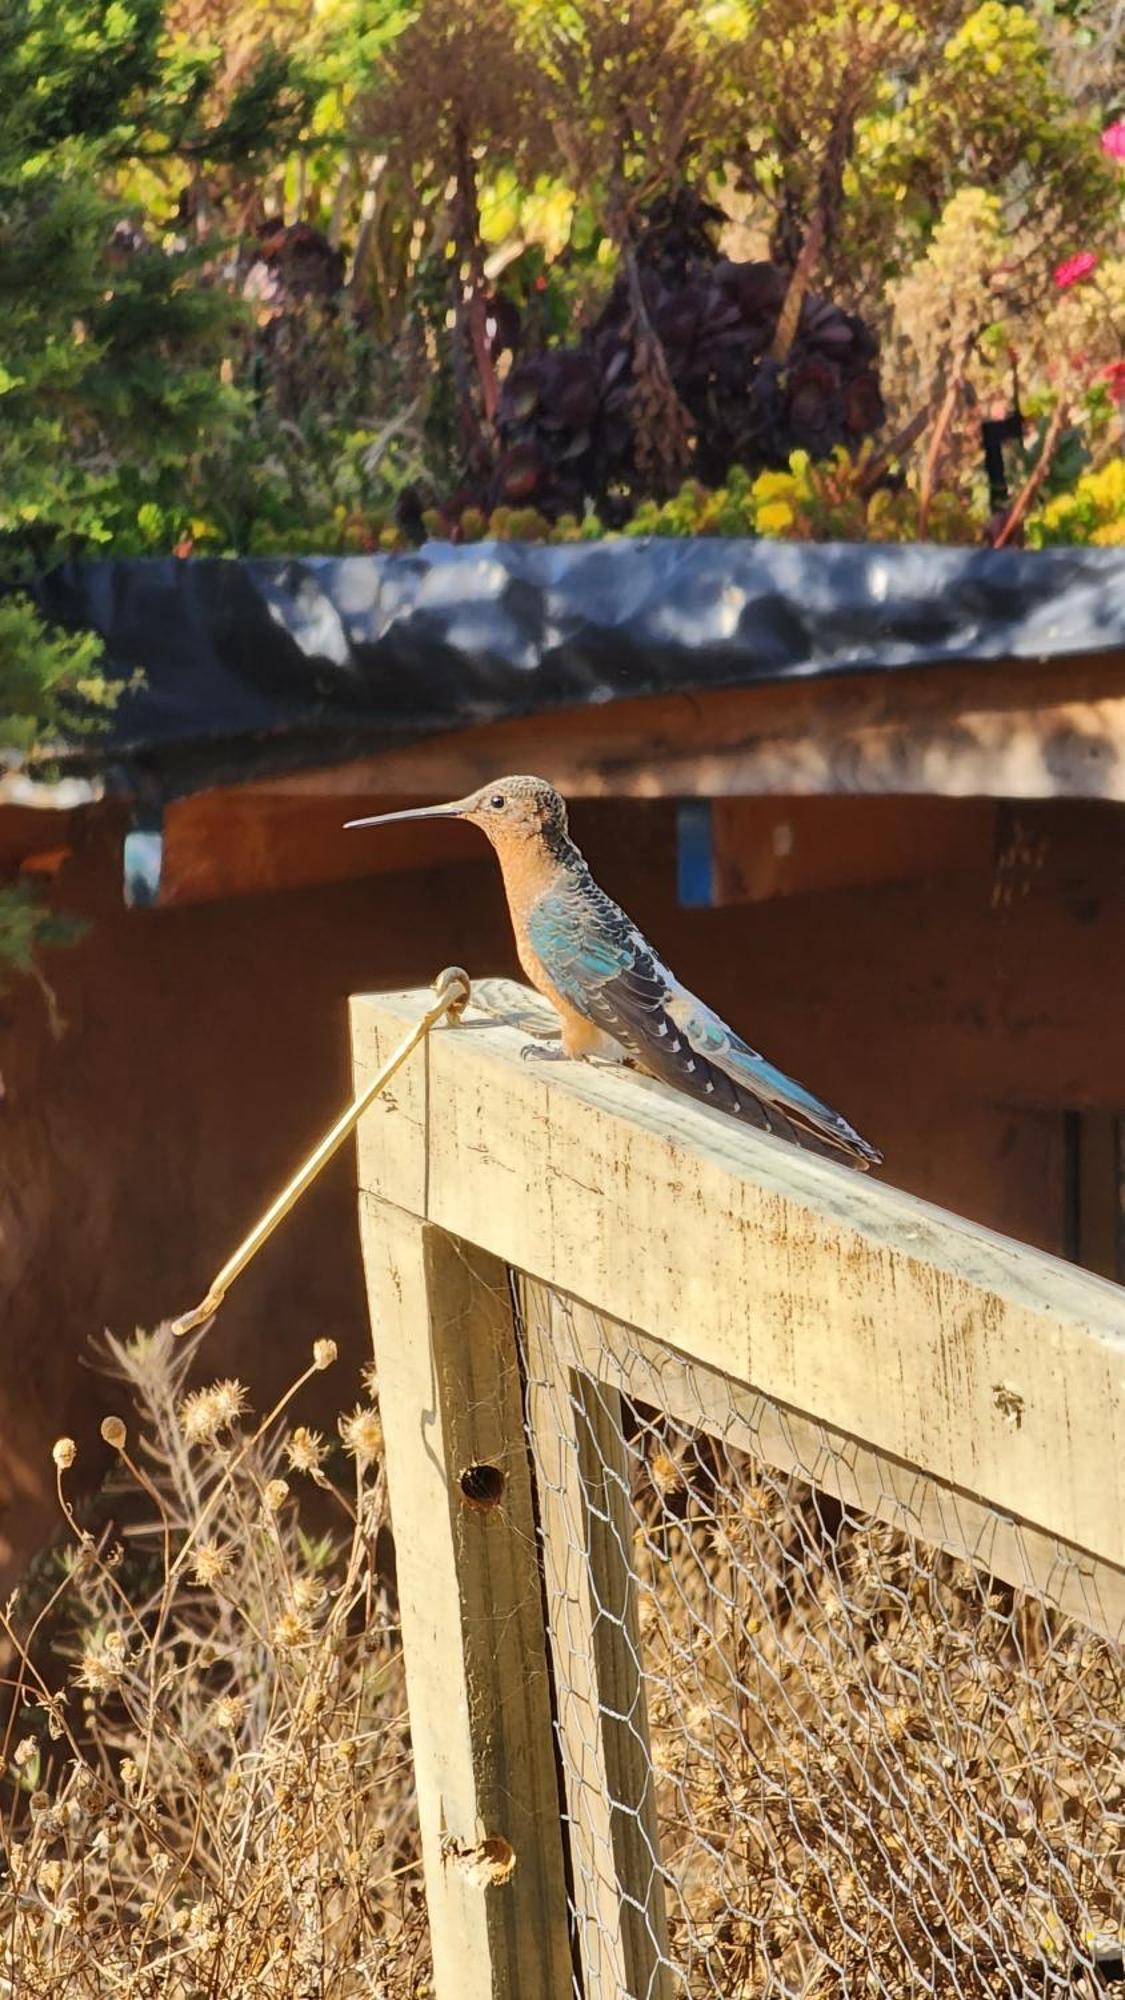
left=520, top=1281, right=1125, bottom=2000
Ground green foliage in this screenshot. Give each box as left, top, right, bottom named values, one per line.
left=0, top=0, right=1118, bottom=991
left=0, top=880, right=88, bottom=975
left=2, top=0, right=1113, bottom=569
left=0, top=599, right=114, bottom=756
left=0, top=599, right=115, bottom=983
left=0, top=0, right=305, bottom=980
left=1028, top=457, right=1125, bottom=545
left=849, top=2, right=1117, bottom=294
left=421, top=448, right=993, bottom=545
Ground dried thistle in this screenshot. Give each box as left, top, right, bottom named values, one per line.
left=286, top=1425, right=327, bottom=1475
left=338, top=1405, right=384, bottom=1468
left=189, top=1541, right=231, bottom=1587
left=179, top=1377, right=248, bottom=1445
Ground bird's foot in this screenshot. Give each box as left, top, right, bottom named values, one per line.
left=520, top=1040, right=569, bottom=1064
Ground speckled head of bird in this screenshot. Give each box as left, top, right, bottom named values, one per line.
left=345, top=775, right=569, bottom=849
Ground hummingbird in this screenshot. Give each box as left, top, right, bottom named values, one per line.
left=347, top=776, right=882, bottom=1169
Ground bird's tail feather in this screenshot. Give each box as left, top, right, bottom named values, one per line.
left=634, top=1007, right=882, bottom=1169
left=716, top=1041, right=882, bottom=1169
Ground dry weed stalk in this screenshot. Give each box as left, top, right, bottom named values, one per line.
left=0, top=1326, right=428, bottom=1998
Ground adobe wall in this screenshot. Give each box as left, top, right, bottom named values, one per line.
left=1, top=793, right=1121, bottom=1585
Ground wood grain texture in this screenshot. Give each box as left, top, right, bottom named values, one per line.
left=261, top=648, right=1125, bottom=807
left=351, top=984, right=1125, bottom=1580
left=355, top=1197, right=572, bottom=2000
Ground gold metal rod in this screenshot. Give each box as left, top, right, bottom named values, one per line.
left=172, top=967, right=471, bottom=1337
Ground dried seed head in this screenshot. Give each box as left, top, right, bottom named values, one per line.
left=190, top=1542, right=231, bottom=1588
left=77, top=1631, right=129, bottom=1692
left=77, top=1657, right=116, bottom=1694
left=272, top=1611, right=311, bottom=1650
left=648, top=1448, right=684, bottom=1497
left=292, top=1574, right=326, bottom=1614
left=263, top=1478, right=289, bottom=1513
left=211, top=1378, right=248, bottom=1427
left=313, top=1338, right=337, bottom=1371
left=338, top=1404, right=383, bottom=1468
left=52, top=1438, right=77, bottom=1470
left=286, top=1425, right=327, bottom=1475
left=179, top=1378, right=248, bottom=1445
left=210, top=1693, right=247, bottom=1733
left=179, top=1389, right=219, bottom=1445
left=100, top=1415, right=127, bottom=1451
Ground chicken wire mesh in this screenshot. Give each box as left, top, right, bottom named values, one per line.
left=517, top=1282, right=1125, bottom=2000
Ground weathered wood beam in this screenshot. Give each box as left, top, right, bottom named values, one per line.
left=354, top=1204, right=573, bottom=2000
left=261, top=647, right=1125, bottom=806
left=351, top=981, right=1125, bottom=1591
left=148, top=650, right=1125, bottom=904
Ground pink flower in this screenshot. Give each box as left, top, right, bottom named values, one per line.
left=1053, top=251, right=1098, bottom=290
left=1101, top=120, right=1125, bottom=163
left=1101, top=360, right=1125, bottom=403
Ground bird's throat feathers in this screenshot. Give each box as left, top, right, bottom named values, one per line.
left=489, top=821, right=586, bottom=919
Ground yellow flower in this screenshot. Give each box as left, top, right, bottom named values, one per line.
left=755, top=500, right=795, bottom=535
left=750, top=470, right=794, bottom=502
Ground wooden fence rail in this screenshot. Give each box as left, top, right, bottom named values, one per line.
left=351, top=981, right=1125, bottom=2000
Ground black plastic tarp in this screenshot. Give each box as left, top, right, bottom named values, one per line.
left=30, top=540, right=1125, bottom=800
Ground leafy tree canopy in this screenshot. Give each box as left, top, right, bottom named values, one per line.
left=0, top=0, right=1121, bottom=974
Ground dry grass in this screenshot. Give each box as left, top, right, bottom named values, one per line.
left=4, top=1322, right=1121, bottom=2000
left=0, top=1326, right=430, bottom=1999
left=630, top=1422, right=1125, bottom=1999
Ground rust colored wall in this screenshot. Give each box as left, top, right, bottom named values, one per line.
left=1, top=794, right=1121, bottom=1583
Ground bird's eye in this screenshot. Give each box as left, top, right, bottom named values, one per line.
left=489, top=793, right=506, bottom=810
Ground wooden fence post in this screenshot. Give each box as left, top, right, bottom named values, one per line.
left=357, top=1201, right=573, bottom=2000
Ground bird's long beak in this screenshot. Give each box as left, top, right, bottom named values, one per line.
left=345, top=798, right=469, bottom=831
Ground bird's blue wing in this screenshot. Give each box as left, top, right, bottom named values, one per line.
left=528, top=879, right=881, bottom=1168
